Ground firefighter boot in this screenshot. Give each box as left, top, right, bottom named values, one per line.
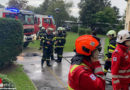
left=51, top=55, right=55, bottom=61
left=46, top=60, right=51, bottom=67
left=41, top=59, right=44, bottom=67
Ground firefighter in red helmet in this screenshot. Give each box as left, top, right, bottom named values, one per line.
left=68, top=35, right=105, bottom=90
left=111, top=30, right=130, bottom=90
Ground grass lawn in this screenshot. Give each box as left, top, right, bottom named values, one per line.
left=64, top=32, right=79, bottom=52
left=28, top=32, right=79, bottom=52
left=28, top=32, right=109, bottom=52
left=1, top=64, right=36, bottom=90
left=104, top=37, right=109, bottom=54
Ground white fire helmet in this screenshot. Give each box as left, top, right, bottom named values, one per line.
left=116, top=30, right=130, bottom=43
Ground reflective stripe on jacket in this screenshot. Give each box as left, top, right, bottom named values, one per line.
left=68, top=59, right=105, bottom=90
left=111, top=44, right=130, bottom=90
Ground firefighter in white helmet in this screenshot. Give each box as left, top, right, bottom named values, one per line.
left=111, top=30, right=130, bottom=90
left=40, top=28, right=54, bottom=67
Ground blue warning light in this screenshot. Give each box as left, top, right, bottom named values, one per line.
left=48, top=15, right=53, bottom=18
left=6, top=8, right=20, bottom=13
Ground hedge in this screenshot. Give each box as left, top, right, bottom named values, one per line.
left=0, top=18, right=23, bottom=68
left=78, top=28, right=91, bottom=36
left=71, top=25, right=78, bottom=33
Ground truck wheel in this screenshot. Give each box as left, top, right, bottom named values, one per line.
left=23, top=42, right=29, bottom=48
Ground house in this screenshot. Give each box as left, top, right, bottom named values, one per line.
left=125, top=0, right=130, bottom=31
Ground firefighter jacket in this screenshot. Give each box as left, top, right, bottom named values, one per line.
left=106, top=37, right=116, bottom=59
left=111, top=44, right=130, bottom=90
left=68, top=55, right=105, bottom=90
left=37, top=30, right=46, bottom=39
left=54, top=33, right=66, bottom=48
left=40, top=33, right=54, bottom=50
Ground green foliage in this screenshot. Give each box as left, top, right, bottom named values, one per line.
left=79, top=0, right=121, bottom=34
left=0, top=74, right=16, bottom=88
left=64, top=32, right=79, bottom=52
left=71, top=26, right=78, bottom=33
left=78, top=28, right=91, bottom=36
left=0, top=18, right=23, bottom=68
left=8, top=0, right=28, bottom=9
left=46, top=0, right=73, bottom=27
left=1, top=65, right=36, bottom=90
left=104, top=37, right=109, bottom=55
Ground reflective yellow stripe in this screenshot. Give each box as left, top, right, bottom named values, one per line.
left=109, top=49, right=114, bottom=53
left=70, top=65, right=79, bottom=74
left=68, top=85, right=74, bottom=90
left=69, top=63, right=88, bottom=90
left=104, top=69, right=108, bottom=73
left=55, top=37, right=65, bottom=39
left=46, top=39, right=51, bottom=40
left=70, top=63, right=88, bottom=74
left=109, top=44, right=116, bottom=48
left=45, top=47, right=48, bottom=48
left=55, top=46, right=64, bottom=48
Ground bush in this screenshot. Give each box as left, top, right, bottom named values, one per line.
left=78, top=28, right=91, bottom=36
left=71, top=25, right=78, bottom=33
left=0, top=18, right=23, bottom=68
left=0, top=74, right=16, bottom=88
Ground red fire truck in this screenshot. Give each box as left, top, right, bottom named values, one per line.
left=34, top=14, right=56, bottom=34
left=0, top=8, right=36, bottom=47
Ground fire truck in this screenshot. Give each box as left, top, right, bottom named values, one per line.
left=34, top=14, right=56, bottom=34
left=0, top=8, right=36, bottom=47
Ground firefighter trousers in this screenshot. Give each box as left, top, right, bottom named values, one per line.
left=55, top=47, right=63, bottom=62
left=41, top=48, right=51, bottom=66
left=104, top=60, right=111, bottom=75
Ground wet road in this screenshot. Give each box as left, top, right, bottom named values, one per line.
left=17, top=47, right=113, bottom=90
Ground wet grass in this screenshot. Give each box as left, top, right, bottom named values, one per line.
left=1, top=64, right=36, bottom=90
left=28, top=32, right=79, bottom=52
left=64, top=32, right=79, bottom=52
left=29, top=40, right=40, bottom=49
left=28, top=32, right=108, bottom=52
left=104, top=37, right=109, bottom=54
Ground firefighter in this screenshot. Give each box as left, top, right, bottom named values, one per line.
left=38, top=27, right=46, bottom=50
left=68, top=35, right=105, bottom=90
left=62, top=27, right=67, bottom=37
left=40, top=28, right=54, bottom=67
left=50, top=31, right=56, bottom=61
left=111, top=30, right=130, bottom=90
left=54, top=27, right=66, bottom=63
left=104, top=30, right=117, bottom=75
left=37, top=27, right=46, bottom=39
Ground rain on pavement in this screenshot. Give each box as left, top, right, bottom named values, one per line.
left=17, top=38, right=113, bottom=90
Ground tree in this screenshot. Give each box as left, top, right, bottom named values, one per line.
left=0, top=4, right=4, bottom=8
left=8, top=0, right=28, bottom=9
left=95, top=7, right=120, bottom=34
left=79, top=0, right=111, bottom=30
left=46, top=0, right=73, bottom=27
left=79, top=0, right=120, bottom=34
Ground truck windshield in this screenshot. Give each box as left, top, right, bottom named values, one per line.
left=5, top=13, right=17, bottom=19
left=18, top=14, right=34, bottom=25
left=51, top=18, right=55, bottom=25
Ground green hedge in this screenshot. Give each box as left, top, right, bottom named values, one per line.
left=0, top=18, right=23, bottom=68
left=78, top=28, right=91, bottom=36
left=71, top=25, right=78, bottom=33
left=0, top=74, right=16, bottom=88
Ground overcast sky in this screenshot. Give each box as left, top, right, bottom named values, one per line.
left=0, top=0, right=127, bottom=17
